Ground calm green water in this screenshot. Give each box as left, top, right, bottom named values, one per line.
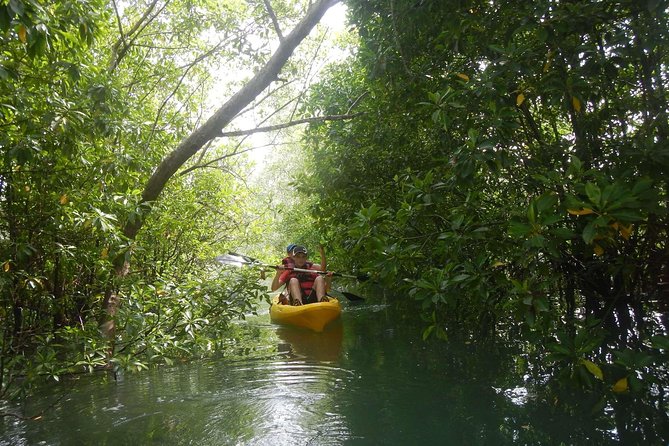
left=0, top=299, right=666, bottom=445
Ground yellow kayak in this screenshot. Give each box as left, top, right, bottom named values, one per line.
left=269, top=295, right=341, bottom=332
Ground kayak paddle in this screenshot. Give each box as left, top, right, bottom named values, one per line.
left=216, top=253, right=367, bottom=301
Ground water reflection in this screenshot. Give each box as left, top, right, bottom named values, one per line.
left=0, top=323, right=355, bottom=446
left=1, top=299, right=667, bottom=445
left=276, top=321, right=344, bottom=361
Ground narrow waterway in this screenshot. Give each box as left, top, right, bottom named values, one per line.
left=1, top=297, right=667, bottom=445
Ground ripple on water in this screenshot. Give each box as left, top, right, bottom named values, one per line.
left=0, top=341, right=359, bottom=446
left=184, top=356, right=358, bottom=445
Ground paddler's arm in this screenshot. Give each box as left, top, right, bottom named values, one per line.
left=271, top=267, right=285, bottom=291
left=319, top=245, right=327, bottom=272
left=319, top=245, right=332, bottom=292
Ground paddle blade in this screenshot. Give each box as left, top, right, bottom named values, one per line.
left=215, top=254, right=248, bottom=267
left=332, top=272, right=371, bottom=282
left=341, top=291, right=365, bottom=301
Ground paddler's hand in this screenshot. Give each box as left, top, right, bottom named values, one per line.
left=279, top=270, right=291, bottom=283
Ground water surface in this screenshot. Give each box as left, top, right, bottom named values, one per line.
left=1, top=299, right=666, bottom=445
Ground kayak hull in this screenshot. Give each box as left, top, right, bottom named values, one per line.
left=270, top=296, right=341, bottom=332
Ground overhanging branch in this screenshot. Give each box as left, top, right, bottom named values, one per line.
left=218, top=112, right=363, bottom=137
left=124, top=0, right=340, bottom=241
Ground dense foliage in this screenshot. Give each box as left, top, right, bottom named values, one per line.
left=1, top=0, right=668, bottom=440
left=299, top=0, right=669, bottom=441
left=0, top=0, right=334, bottom=401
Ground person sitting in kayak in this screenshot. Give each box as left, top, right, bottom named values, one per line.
left=271, top=245, right=330, bottom=305
left=282, top=243, right=296, bottom=268
left=275, top=244, right=296, bottom=305
left=262, top=244, right=295, bottom=285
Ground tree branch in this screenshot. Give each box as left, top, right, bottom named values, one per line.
left=217, top=112, right=362, bottom=137
left=346, top=91, right=369, bottom=114
left=144, top=42, right=226, bottom=149
left=124, top=0, right=340, bottom=240
left=179, top=111, right=361, bottom=177
left=389, top=0, right=413, bottom=78
left=179, top=140, right=298, bottom=176
left=263, top=0, right=284, bottom=42
left=109, top=0, right=171, bottom=72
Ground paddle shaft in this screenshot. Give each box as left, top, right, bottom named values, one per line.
left=260, top=263, right=357, bottom=279
left=227, top=252, right=365, bottom=280
left=220, top=252, right=367, bottom=301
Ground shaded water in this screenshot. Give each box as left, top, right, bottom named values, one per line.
left=1, top=299, right=667, bottom=445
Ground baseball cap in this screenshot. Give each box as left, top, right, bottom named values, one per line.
left=292, top=245, right=307, bottom=255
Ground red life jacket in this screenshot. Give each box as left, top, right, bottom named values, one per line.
left=282, top=261, right=318, bottom=295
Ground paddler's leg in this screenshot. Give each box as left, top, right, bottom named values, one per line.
left=288, top=278, right=303, bottom=305
left=314, top=276, right=329, bottom=302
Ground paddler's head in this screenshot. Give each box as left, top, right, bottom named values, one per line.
left=291, top=245, right=308, bottom=267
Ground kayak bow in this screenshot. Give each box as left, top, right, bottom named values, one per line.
left=269, top=295, right=341, bottom=332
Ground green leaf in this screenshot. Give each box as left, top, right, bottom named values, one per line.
left=452, top=274, right=470, bottom=282
left=631, top=178, right=653, bottom=195
left=608, top=209, right=644, bottom=222
left=628, top=375, right=642, bottom=392
left=524, top=309, right=536, bottom=326
left=422, top=325, right=435, bottom=341
left=570, top=156, right=582, bottom=170
left=536, top=193, right=558, bottom=213
left=651, top=335, right=669, bottom=350
left=582, top=221, right=597, bottom=244
left=531, top=174, right=550, bottom=184
left=529, top=201, right=539, bottom=223
left=0, top=6, right=11, bottom=32
left=551, top=228, right=575, bottom=239
left=547, top=342, right=571, bottom=356
left=526, top=234, right=546, bottom=248
left=488, top=44, right=506, bottom=54
left=585, top=182, right=601, bottom=205
left=541, top=214, right=562, bottom=226
left=533, top=296, right=549, bottom=312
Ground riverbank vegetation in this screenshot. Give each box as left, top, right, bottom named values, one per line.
left=0, top=0, right=340, bottom=400
left=297, top=0, right=669, bottom=441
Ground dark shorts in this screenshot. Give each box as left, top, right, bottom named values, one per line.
left=302, top=289, right=318, bottom=304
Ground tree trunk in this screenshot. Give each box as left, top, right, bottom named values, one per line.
left=100, top=0, right=340, bottom=340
